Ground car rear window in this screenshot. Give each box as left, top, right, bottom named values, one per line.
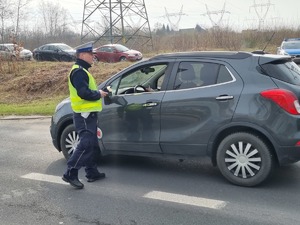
left=260, top=60, right=300, bottom=85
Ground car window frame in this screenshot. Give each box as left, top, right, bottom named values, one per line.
left=167, top=59, right=236, bottom=91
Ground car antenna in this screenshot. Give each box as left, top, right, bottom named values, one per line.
left=252, top=31, right=275, bottom=55
left=262, top=31, right=275, bottom=53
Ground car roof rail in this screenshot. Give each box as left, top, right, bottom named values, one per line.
left=150, top=51, right=252, bottom=60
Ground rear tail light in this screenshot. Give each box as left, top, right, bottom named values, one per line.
left=260, top=89, right=300, bottom=115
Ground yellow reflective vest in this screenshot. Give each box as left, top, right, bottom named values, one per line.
left=68, top=65, right=102, bottom=113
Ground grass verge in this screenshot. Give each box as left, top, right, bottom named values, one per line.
left=0, top=96, right=67, bottom=116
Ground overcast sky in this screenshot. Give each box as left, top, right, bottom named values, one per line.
left=32, top=0, right=300, bottom=31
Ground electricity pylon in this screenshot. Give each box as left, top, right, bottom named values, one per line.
left=201, top=2, right=230, bottom=28
left=163, top=5, right=186, bottom=31
left=81, top=0, right=153, bottom=50
left=250, top=0, right=274, bottom=30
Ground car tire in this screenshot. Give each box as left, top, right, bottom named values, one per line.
left=119, top=56, right=126, bottom=61
left=35, top=54, right=41, bottom=61
left=60, top=124, right=79, bottom=160
left=216, top=132, right=273, bottom=187
left=93, top=55, right=99, bottom=62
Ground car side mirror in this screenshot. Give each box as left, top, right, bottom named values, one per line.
left=104, top=95, right=127, bottom=106
left=112, top=96, right=127, bottom=106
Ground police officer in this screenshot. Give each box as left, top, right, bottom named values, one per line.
left=62, top=41, right=108, bottom=189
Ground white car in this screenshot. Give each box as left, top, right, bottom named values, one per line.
left=19, top=47, right=33, bottom=60
left=0, top=43, right=33, bottom=60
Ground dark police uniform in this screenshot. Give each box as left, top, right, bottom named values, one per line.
left=62, top=41, right=105, bottom=189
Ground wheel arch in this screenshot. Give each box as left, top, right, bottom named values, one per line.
left=208, top=124, right=279, bottom=167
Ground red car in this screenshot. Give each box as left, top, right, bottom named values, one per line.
left=93, top=44, right=143, bottom=63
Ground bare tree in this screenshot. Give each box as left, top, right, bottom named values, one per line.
left=0, top=0, right=14, bottom=43
left=14, top=0, right=31, bottom=40
left=38, top=0, right=68, bottom=36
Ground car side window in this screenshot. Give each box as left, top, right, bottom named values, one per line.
left=174, top=62, right=198, bottom=90
left=173, top=62, right=233, bottom=90
left=108, top=64, right=168, bottom=95
left=216, top=65, right=234, bottom=84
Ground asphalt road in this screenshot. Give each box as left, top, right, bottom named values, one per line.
left=1, top=118, right=300, bottom=225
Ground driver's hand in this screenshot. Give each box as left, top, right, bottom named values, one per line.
left=100, top=90, right=108, bottom=97
left=146, top=87, right=154, bottom=92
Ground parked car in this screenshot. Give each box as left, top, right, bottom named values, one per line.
left=19, top=47, right=33, bottom=60
left=277, top=38, right=300, bottom=64
left=33, top=43, right=76, bottom=62
left=50, top=51, right=300, bottom=187
left=0, top=43, right=33, bottom=61
left=93, top=44, right=143, bottom=63
left=0, top=44, right=16, bottom=60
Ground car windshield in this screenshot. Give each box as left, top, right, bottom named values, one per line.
left=57, top=44, right=74, bottom=51
left=282, top=42, right=300, bottom=49
left=115, top=45, right=129, bottom=52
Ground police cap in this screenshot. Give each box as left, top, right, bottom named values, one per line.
left=75, top=41, right=94, bottom=53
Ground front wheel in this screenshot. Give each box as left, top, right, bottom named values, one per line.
left=119, top=56, right=126, bottom=62
left=93, top=55, right=99, bottom=63
left=216, top=132, right=274, bottom=187
left=60, top=124, right=79, bottom=160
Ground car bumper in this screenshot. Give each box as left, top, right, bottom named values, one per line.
left=128, top=56, right=143, bottom=61
left=50, top=116, right=60, bottom=151
left=292, top=57, right=300, bottom=64
left=276, top=145, right=300, bottom=165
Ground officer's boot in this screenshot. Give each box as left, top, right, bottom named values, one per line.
left=62, top=168, right=84, bottom=189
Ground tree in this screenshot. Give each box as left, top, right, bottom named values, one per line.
left=38, top=0, right=69, bottom=36
left=0, top=0, right=14, bottom=43
left=14, top=0, right=31, bottom=40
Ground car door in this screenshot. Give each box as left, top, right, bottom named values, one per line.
left=40, top=46, right=51, bottom=60
left=159, top=60, right=244, bottom=156
left=106, top=46, right=116, bottom=62
left=98, top=62, right=172, bottom=153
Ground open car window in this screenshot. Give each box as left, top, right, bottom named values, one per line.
left=107, top=64, right=168, bottom=95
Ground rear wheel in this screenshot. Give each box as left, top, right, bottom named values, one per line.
left=216, top=132, right=273, bottom=187
left=60, top=124, right=79, bottom=160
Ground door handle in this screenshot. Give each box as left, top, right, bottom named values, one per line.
left=142, top=102, right=158, bottom=107
left=216, top=95, right=234, bottom=101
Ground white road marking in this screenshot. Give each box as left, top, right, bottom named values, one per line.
left=21, top=173, right=227, bottom=209
left=21, top=173, right=68, bottom=185
left=143, top=191, right=226, bottom=209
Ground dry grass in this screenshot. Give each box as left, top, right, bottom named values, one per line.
left=0, top=60, right=133, bottom=104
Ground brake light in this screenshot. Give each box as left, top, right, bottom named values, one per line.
left=260, top=89, right=300, bottom=115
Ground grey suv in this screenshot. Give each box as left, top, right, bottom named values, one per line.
left=50, top=51, right=300, bottom=187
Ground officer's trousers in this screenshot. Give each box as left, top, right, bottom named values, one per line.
left=65, top=112, right=99, bottom=179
